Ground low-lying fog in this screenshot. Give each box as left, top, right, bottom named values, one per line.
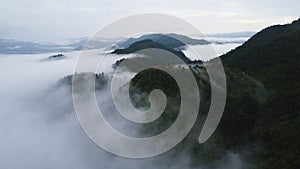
left=0, top=43, right=244, bottom=169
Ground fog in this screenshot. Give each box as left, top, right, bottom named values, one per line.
left=0, top=46, right=245, bottom=168
left=183, top=43, right=241, bottom=61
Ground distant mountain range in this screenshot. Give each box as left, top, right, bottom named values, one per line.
left=205, top=31, right=256, bottom=38
left=0, top=32, right=254, bottom=54
left=114, top=33, right=211, bottom=50
left=0, top=38, right=118, bottom=54
left=0, top=39, right=70, bottom=54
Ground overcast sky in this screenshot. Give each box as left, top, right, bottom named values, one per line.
left=0, top=0, right=299, bottom=42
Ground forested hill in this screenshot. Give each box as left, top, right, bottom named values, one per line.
left=222, top=18, right=300, bottom=74
left=218, top=18, right=300, bottom=169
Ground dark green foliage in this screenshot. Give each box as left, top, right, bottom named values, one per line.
left=125, top=62, right=268, bottom=166
left=128, top=68, right=181, bottom=135
left=222, top=18, right=300, bottom=75
left=112, top=39, right=191, bottom=63
left=219, top=18, right=300, bottom=169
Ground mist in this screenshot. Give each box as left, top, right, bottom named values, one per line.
left=0, top=49, right=245, bottom=169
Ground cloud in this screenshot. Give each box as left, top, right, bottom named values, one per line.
left=0, top=49, right=248, bottom=169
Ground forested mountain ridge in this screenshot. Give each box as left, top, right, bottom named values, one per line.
left=218, top=18, right=300, bottom=169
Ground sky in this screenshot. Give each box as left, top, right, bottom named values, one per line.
left=0, top=0, right=299, bottom=42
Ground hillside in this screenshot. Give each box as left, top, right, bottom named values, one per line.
left=218, top=19, right=300, bottom=169
left=115, top=33, right=210, bottom=49
left=112, top=39, right=191, bottom=63
left=113, top=19, right=300, bottom=168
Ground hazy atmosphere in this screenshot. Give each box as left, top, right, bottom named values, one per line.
left=0, top=0, right=299, bottom=41
left=0, top=1, right=299, bottom=169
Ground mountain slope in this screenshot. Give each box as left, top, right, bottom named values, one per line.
left=122, top=19, right=300, bottom=168
left=222, top=19, right=300, bottom=74
left=219, top=18, right=300, bottom=169
left=115, top=33, right=210, bottom=49
left=112, top=39, right=191, bottom=63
